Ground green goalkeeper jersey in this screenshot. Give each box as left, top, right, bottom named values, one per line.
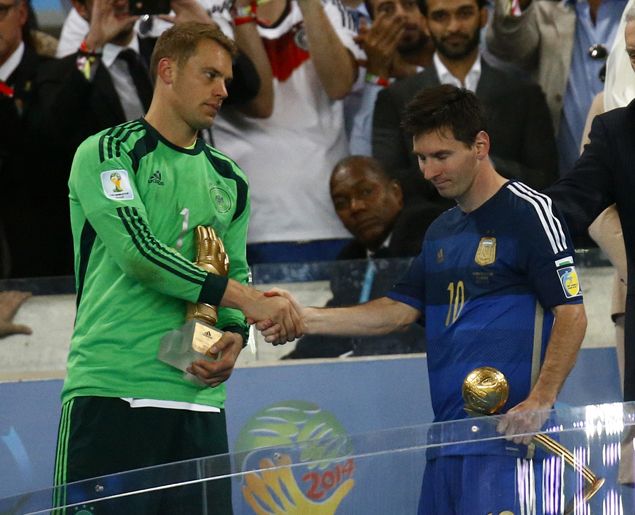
left=62, top=119, right=250, bottom=408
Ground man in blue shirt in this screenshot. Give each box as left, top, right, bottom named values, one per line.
left=487, top=0, right=626, bottom=174
left=256, top=85, right=587, bottom=514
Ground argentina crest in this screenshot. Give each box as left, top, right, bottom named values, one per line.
left=474, top=237, right=496, bottom=266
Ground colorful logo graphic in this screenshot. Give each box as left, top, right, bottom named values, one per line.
left=557, top=266, right=581, bottom=298
left=235, top=401, right=355, bottom=514
left=110, top=172, right=123, bottom=192
left=101, top=169, right=134, bottom=200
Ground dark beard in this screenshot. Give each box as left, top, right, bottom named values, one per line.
left=432, top=28, right=480, bottom=60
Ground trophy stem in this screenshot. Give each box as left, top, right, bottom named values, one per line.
left=532, top=433, right=605, bottom=510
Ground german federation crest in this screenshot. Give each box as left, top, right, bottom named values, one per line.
left=474, top=237, right=496, bottom=266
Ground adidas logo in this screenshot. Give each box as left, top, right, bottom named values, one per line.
left=203, top=330, right=213, bottom=338
left=148, top=170, right=164, bottom=185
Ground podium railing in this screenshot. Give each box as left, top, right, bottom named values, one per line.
left=2, top=402, right=635, bottom=514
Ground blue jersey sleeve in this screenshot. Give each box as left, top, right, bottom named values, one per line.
left=510, top=183, right=583, bottom=309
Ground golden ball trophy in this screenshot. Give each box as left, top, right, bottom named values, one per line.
left=462, top=367, right=604, bottom=514
left=158, top=226, right=227, bottom=384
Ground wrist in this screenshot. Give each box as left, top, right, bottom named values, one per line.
left=232, top=0, right=257, bottom=25
left=80, top=35, right=103, bottom=55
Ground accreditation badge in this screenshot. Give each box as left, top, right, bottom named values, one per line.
left=474, top=237, right=496, bottom=266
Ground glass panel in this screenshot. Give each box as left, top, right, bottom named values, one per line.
left=3, top=402, right=635, bottom=514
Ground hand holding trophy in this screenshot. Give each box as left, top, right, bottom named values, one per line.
left=158, top=226, right=229, bottom=384
left=462, top=367, right=604, bottom=514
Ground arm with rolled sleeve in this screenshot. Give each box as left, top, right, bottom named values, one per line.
left=298, top=0, right=361, bottom=100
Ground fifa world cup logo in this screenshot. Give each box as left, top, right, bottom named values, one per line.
left=110, top=172, right=123, bottom=192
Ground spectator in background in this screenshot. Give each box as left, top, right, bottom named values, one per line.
left=214, top=0, right=363, bottom=265
left=349, top=0, right=434, bottom=154
left=284, top=155, right=427, bottom=359
left=372, top=0, right=557, bottom=216
left=0, top=291, right=31, bottom=338
left=0, top=0, right=56, bottom=277
left=486, top=0, right=626, bottom=175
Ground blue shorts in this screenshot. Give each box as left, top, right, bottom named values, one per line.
left=418, top=455, right=544, bottom=515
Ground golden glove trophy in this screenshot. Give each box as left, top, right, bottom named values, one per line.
left=158, top=226, right=228, bottom=383
left=462, top=367, right=604, bottom=514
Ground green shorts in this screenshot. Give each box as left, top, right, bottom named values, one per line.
left=54, top=396, right=232, bottom=514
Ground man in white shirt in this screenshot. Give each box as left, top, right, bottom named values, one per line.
left=213, top=0, right=364, bottom=265
left=372, top=0, right=557, bottom=213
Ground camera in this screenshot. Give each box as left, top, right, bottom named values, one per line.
left=128, top=0, right=171, bottom=16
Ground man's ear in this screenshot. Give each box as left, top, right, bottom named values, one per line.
left=474, top=130, right=490, bottom=160
left=479, top=5, right=488, bottom=29
left=391, top=180, right=404, bottom=208
left=156, top=57, right=175, bottom=85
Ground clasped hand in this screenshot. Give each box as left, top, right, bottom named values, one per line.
left=247, top=288, right=306, bottom=345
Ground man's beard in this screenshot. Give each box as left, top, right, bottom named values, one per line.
left=398, top=30, right=429, bottom=54
left=431, top=27, right=480, bottom=60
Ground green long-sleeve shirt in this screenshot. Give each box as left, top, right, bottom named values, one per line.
left=63, top=119, right=250, bottom=408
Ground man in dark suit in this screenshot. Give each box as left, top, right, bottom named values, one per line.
left=0, top=0, right=52, bottom=277
left=372, top=0, right=557, bottom=213
left=284, top=156, right=430, bottom=359
left=548, top=92, right=635, bottom=403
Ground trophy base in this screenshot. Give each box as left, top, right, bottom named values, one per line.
left=158, top=320, right=224, bottom=386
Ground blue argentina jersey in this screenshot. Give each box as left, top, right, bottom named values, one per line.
left=388, top=181, right=583, bottom=429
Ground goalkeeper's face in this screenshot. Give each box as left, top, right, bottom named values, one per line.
left=171, top=38, right=233, bottom=130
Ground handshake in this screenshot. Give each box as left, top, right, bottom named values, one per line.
left=242, top=288, right=307, bottom=345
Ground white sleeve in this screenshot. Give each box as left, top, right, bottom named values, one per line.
left=349, top=81, right=382, bottom=156
left=322, top=0, right=364, bottom=61
left=56, top=8, right=89, bottom=58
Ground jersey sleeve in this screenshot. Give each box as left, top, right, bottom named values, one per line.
left=215, top=156, right=251, bottom=342
left=69, top=136, right=228, bottom=306
left=509, top=183, right=584, bottom=309
left=323, top=0, right=365, bottom=61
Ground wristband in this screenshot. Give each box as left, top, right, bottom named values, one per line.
left=232, top=0, right=257, bottom=25
left=78, top=38, right=102, bottom=56
left=233, top=15, right=257, bottom=25
left=365, top=72, right=391, bottom=88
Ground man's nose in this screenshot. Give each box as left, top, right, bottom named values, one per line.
left=350, top=197, right=367, bottom=211
left=422, top=164, right=441, bottom=181
left=214, top=79, right=228, bottom=99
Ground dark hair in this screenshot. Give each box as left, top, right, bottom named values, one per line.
left=418, top=0, right=486, bottom=16
left=332, top=155, right=394, bottom=183
left=401, top=84, right=486, bottom=146
left=364, top=0, right=426, bottom=19
left=150, top=22, right=237, bottom=80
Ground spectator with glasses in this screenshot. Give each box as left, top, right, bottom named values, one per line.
left=486, top=0, right=626, bottom=175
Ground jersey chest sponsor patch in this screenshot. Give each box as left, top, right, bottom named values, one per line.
left=101, top=169, right=134, bottom=200
left=557, top=266, right=581, bottom=298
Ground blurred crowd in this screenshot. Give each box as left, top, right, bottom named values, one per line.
left=1, top=0, right=630, bottom=278
left=1, top=0, right=633, bottom=356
